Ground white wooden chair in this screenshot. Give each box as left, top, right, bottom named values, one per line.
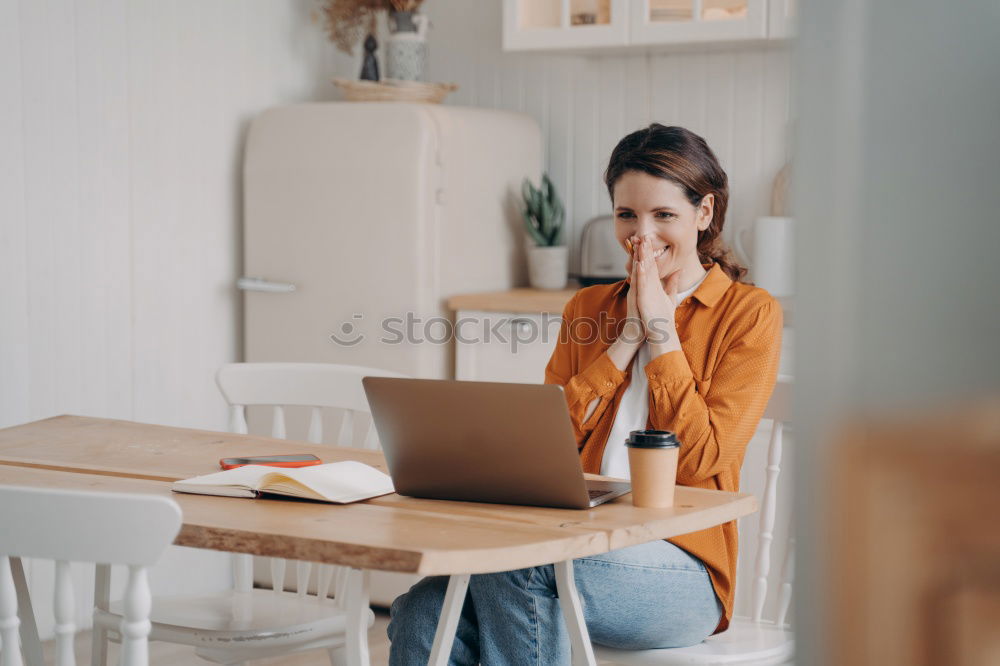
left=0, top=485, right=181, bottom=666
left=595, top=379, right=795, bottom=665
left=91, top=362, right=409, bottom=666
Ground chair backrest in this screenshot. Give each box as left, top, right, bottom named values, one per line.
left=0, top=486, right=181, bottom=666
left=740, top=378, right=794, bottom=628
left=216, top=362, right=407, bottom=448
left=215, top=362, right=408, bottom=599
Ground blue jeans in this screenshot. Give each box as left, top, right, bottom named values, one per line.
left=387, top=539, right=723, bottom=665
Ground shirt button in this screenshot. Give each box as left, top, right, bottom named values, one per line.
left=605, top=381, right=613, bottom=387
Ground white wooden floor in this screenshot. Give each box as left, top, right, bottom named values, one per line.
left=43, top=611, right=391, bottom=665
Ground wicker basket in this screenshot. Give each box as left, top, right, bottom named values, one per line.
left=333, top=78, right=459, bottom=104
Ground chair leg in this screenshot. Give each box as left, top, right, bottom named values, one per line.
left=342, top=569, right=371, bottom=666
left=90, top=564, right=111, bottom=666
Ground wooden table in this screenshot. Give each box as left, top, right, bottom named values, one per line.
left=0, top=415, right=757, bottom=665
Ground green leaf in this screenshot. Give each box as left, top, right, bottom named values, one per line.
left=524, top=211, right=545, bottom=245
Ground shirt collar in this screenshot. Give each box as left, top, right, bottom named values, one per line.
left=611, top=261, right=732, bottom=308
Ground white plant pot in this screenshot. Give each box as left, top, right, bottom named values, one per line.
left=527, top=245, right=568, bottom=290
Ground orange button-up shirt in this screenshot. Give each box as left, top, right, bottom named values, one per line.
left=544, top=262, right=783, bottom=634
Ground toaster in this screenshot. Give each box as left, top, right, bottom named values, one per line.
left=579, top=215, right=627, bottom=286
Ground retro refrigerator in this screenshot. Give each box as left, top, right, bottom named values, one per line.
left=241, top=102, right=542, bottom=379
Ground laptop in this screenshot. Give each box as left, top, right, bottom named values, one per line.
left=361, top=377, right=631, bottom=509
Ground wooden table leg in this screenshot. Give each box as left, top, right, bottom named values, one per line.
left=555, top=560, right=597, bottom=666
left=428, top=574, right=470, bottom=666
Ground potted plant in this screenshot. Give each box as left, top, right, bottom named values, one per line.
left=521, top=174, right=568, bottom=290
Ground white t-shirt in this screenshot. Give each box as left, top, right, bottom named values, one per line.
left=599, top=271, right=709, bottom=479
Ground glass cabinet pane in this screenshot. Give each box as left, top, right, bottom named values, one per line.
left=648, top=0, right=694, bottom=23
left=702, top=0, right=748, bottom=21
left=518, top=0, right=561, bottom=29
left=570, top=0, right=612, bottom=26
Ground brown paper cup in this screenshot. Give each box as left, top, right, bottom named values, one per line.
left=626, top=433, right=680, bottom=508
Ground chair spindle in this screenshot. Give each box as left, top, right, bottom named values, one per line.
left=0, top=555, right=24, bottom=666
left=751, top=419, right=784, bottom=624
left=271, top=405, right=286, bottom=439
left=307, top=406, right=324, bottom=444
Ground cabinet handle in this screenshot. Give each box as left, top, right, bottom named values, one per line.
left=510, top=318, right=534, bottom=336
left=237, top=277, right=296, bottom=293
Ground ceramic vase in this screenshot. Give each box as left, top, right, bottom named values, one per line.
left=527, top=245, right=568, bottom=290
left=386, top=12, right=428, bottom=81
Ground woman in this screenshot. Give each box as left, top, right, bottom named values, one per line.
left=387, top=124, right=783, bottom=664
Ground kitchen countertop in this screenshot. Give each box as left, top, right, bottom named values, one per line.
left=448, top=282, right=793, bottom=324
left=447, top=282, right=583, bottom=314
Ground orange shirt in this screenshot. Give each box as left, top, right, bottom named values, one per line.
left=544, top=262, right=783, bottom=634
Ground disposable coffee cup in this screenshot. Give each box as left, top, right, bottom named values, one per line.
left=625, top=430, right=680, bottom=508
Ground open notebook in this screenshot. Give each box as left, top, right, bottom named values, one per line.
left=171, top=461, right=394, bottom=504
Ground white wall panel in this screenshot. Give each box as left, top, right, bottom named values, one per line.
left=75, top=0, right=133, bottom=421
left=0, top=0, right=30, bottom=423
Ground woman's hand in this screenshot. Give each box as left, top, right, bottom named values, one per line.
left=606, top=237, right=645, bottom=372
left=634, top=234, right=682, bottom=353
left=623, top=242, right=644, bottom=345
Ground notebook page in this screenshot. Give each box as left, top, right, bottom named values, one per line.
left=171, top=464, right=284, bottom=497
left=268, top=461, right=394, bottom=503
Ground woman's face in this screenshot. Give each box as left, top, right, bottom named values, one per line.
left=613, top=170, right=713, bottom=281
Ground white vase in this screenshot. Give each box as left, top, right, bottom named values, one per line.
left=527, top=245, right=568, bottom=290
left=736, top=216, right=794, bottom=297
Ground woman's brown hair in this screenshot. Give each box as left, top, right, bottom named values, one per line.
left=603, top=124, right=748, bottom=283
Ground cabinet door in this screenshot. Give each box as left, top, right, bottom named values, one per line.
left=454, top=311, right=561, bottom=384
left=503, top=0, right=630, bottom=51
left=629, top=0, right=768, bottom=45
left=767, top=0, right=796, bottom=38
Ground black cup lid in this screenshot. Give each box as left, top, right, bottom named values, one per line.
left=625, top=429, right=680, bottom=448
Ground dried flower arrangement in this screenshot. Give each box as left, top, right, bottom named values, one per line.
left=318, top=0, right=425, bottom=55
left=388, top=0, right=423, bottom=11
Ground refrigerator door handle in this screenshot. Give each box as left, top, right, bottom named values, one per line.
left=237, top=277, right=297, bottom=293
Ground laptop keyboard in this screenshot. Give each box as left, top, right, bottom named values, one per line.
left=588, top=488, right=612, bottom=499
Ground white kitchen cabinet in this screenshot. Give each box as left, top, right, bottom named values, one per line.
left=767, top=0, right=796, bottom=38
left=453, top=310, right=561, bottom=384
left=629, top=0, right=768, bottom=46
left=503, top=0, right=785, bottom=52
left=502, top=0, right=630, bottom=51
